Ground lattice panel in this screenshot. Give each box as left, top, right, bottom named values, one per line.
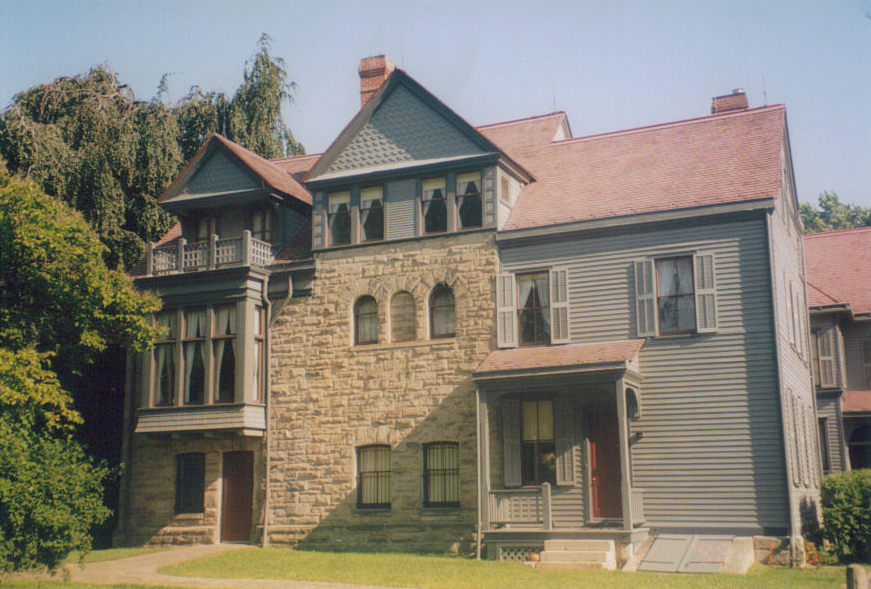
left=499, top=545, right=541, bottom=563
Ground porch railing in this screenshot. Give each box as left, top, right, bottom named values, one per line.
left=489, top=483, right=552, bottom=530
left=147, top=230, right=274, bottom=276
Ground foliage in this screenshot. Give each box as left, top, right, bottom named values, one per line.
left=800, top=192, right=871, bottom=234
left=0, top=35, right=303, bottom=269
left=820, top=469, right=871, bottom=563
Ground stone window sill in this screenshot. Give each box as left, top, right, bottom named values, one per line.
left=353, top=507, right=391, bottom=516
left=173, top=512, right=204, bottom=521
left=353, top=338, right=456, bottom=352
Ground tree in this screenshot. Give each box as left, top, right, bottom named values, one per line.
left=0, top=169, right=158, bottom=571
left=0, top=35, right=304, bottom=270
left=800, top=191, right=871, bottom=234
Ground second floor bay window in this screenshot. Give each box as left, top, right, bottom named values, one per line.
left=456, top=172, right=482, bottom=229
left=154, top=312, right=177, bottom=406
left=329, top=191, right=351, bottom=245
left=422, top=177, right=447, bottom=234
left=360, top=186, right=384, bottom=241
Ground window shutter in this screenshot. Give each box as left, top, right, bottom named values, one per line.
left=550, top=267, right=570, bottom=344
left=502, top=399, right=521, bottom=487
left=554, top=397, right=575, bottom=486
left=497, top=273, right=517, bottom=348
left=818, top=328, right=836, bottom=387
left=694, top=253, right=718, bottom=333
left=634, top=260, right=656, bottom=337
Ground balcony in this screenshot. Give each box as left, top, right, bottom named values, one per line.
left=135, top=403, right=266, bottom=436
left=146, top=230, right=274, bottom=276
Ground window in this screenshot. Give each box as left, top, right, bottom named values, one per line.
left=390, top=292, right=415, bottom=343
left=213, top=306, right=236, bottom=403
left=818, top=418, right=831, bottom=474
left=154, top=311, right=177, bottom=406
left=422, top=177, right=447, bottom=234
left=328, top=191, right=351, bottom=245
left=253, top=306, right=265, bottom=403
left=863, top=340, right=871, bottom=389
left=182, top=308, right=208, bottom=405
left=635, top=254, right=717, bottom=337
left=815, top=329, right=837, bottom=387
left=356, top=445, right=390, bottom=508
left=360, top=186, right=384, bottom=242
left=429, top=284, right=455, bottom=338
left=175, top=453, right=205, bottom=514
left=849, top=426, right=871, bottom=470
left=656, top=257, right=696, bottom=335
left=423, top=442, right=459, bottom=507
left=250, top=208, right=272, bottom=242
left=354, top=296, right=378, bottom=345
left=521, top=400, right=556, bottom=485
left=195, top=215, right=219, bottom=242
left=517, top=272, right=550, bottom=345
left=456, top=172, right=482, bottom=229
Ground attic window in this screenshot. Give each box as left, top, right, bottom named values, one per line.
left=329, top=191, right=351, bottom=246
left=422, top=177, right=447, bottom=234
left=360, top=186, right=384, bottom=242
left=456, top=172, right=482, bottom=229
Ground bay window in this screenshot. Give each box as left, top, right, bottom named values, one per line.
left=213, top=305, right=236, bottom=403
left=183, top=308, right=208, bottom=405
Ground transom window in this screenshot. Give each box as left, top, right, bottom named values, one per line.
left=357, top=445, right=391, bottom=508
left=655, top=257, right=696, bottom=335
left=456, top=172, right=482, bottom=229
left=354, top=296, right=378, bottom=345
left=521, top=400, right=555, bottom=485
left=175, top=453, right=205, bottom=514
left=423, top=442, right=460, bottom=507
left=430, top=284, right=455, bottom=338
left=517, top=272, right=550, bottom=345
left=328, top=191, right=351, bottom=246
left=360, top=186, right=384, bottom=242
left=422, top=177, right=447, bottom=234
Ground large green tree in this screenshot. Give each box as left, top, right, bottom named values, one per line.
left=800, top=191, right=871, bottom=234
left=0, top=169, right=159, bottom=571
left=0, top=35, right=303, bottom=270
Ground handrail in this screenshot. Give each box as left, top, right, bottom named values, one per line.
left=148, top=230, right=274, bottom=275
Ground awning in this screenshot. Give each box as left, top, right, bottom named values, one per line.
left=474, top=339, right=644, bottom=380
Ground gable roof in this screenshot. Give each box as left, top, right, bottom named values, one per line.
left=805, top=226, right=871, bottom=315
left=159, top=134, right=312, bottom=205
left=489, top=105, right=786, bottom=231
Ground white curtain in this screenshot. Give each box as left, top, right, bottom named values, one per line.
left=213, top=307, right=236, bottom=400
left=183, top=309, right=207, bottom=403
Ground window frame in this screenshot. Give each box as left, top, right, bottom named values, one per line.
left=181, top=307, right=208, bottom=406
left=354, top=296, right=379, bottom=345
left=421, top=176, right=448, bottom=235
left=212, top=305, right=237, bottom=404
left=429, top=284, right=456, bottom=339
left=153, top=310, right=178, bottom=407
left=249, top=207, right=272, bottom=242
left=455, top=171, right=482, bottom=230
left=356, top=444, right=391, bottom=509
left=174, top=452, right=205, bottom=514
left=520, top=399, right=556, bottom=486
left=516, top=271, right=551, bottom=346
left=328, top=191, right=352, bottom=246
left=423, top=442, right=460, bottom=508
left=253, top=305, right=265, bottom=403
left=654, top=256, right=697, bottom=336
left=359, top=185, right=384, bottom=242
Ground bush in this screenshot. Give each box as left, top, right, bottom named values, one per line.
left=820, top=470, right=871, bottom=563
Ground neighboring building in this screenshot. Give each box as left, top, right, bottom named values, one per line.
left=805, top=227, right=871, bottom=472
left=116, top=57, right=820, bottom=567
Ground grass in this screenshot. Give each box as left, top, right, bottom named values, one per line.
left=4, top=584, right=177, bottom=589
left=161, top=547, right=848, bottom=589
left=63, top=547, right=169, bottom=564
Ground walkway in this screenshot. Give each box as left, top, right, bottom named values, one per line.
left=11, top=544, right=406, bottom=589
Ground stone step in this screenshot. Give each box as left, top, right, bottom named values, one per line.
left=540, top=550, right=612, bottom=563
left=543, top=539, right=615, bottom=552
left=536, top=561, right=610, bottom=571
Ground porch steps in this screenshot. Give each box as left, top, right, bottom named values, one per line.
left=536, top=539, right=617, bottom=571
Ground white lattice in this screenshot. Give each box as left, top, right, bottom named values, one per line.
left=499, top=545, right=541, bottom=562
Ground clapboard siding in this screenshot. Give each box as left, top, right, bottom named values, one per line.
left=500, top=217, right=790, bottom=531
left=386, top=178, right=418, bottom=240
left=843, top=323, right=871, bottom=390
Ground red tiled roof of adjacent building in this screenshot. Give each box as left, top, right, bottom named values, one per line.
left=843, top=390, right=871, bottom=414
left=804, top=226, right=871, bottom=315
left=481, top=105, right=786, bottom=231
left=475, top=339, right=644, bottom=375
left=273, top=220, right=313, bottom=263
left=270, top=153, right=322, bottom=181
left=478, top=112, right=570, bottom=167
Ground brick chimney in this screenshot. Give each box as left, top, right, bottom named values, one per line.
left=711, top=89, right=749, bottom=114
left=358, top=55, right=396, bottom=108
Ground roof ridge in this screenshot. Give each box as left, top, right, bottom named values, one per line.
left=476, top=111, right=566, bottom=130
left=270, top=153, right=323, bottom=163
left=547, top=104, right=786, bottom=148
left=804, top=225, right=871, bottom=238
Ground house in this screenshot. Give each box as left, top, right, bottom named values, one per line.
left=805, top=227, right=871, bottom=472
left=116, top=56, right=820, bottom=569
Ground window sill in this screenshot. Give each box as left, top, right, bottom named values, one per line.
left=173, top=512, right=204, bottom=521
left=353, top=338, right=457, bottom=352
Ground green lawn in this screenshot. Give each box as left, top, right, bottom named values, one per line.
left=5, top=584, right=177, bottom=589
left=161, top=547, right=847, bottom=589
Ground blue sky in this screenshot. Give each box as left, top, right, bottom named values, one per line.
left=2, top=0, right=869, bottom=206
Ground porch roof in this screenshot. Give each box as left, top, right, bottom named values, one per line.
left=474, top=340, right=644, bottom=378
left=843, top=390, right=871, bottom=414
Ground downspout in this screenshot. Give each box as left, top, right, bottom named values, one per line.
left=475, top=384, right=482, bottom=560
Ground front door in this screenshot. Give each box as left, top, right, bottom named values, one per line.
left=588, top=410, right=622, bottom=519
left=221, top=451, right=253, bottom=542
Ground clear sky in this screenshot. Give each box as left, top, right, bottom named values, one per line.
left=2, top=0, right=869, bottom=206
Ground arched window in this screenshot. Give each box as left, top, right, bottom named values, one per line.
left=354, top=296, right=378, bottom=345
left=430, top=284, right=455, bottom=338
left=390, top=291, right=416, bottom=342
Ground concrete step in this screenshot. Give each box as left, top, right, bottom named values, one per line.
left=540, top=550, right=612, bottom=563
left=536, top=561, right=610, bottom=571
left=543, top=539, right=615, bottom=552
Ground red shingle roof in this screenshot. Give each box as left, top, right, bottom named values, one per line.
left=478, top=112, right=569, bottom=167
left=804, top=226, right=871, bottom=315
left=270, top=153, right=322, bottom=181
left=843, top=390, right=871, bottom=414
left=480, top=106, right=786, bottom=231
left=475, top=340, right=644, bottom=375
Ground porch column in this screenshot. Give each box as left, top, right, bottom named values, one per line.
left=476, top=385, right=491, bottom=533
left=615, top=377, right=634, bottom=530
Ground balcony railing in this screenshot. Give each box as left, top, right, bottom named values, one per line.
left=489, top=483, right=552, bottom=529
left=147, top=230, right=274, bottom=276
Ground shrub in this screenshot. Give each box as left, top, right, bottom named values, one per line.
left=820, top=469, right=871, bottom=563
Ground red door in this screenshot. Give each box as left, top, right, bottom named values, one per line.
left=588, top=411, right=622, bottom=519
left=221, top=451, right=253, bottom=542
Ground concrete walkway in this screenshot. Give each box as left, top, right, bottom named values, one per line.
left=9, top=544, right=407, bottom=589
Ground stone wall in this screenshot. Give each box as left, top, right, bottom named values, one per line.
left=267, top=230, right=498, bottom=552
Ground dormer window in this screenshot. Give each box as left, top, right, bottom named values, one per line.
left=360, top=186, right=384, bottom=242
left=456, top=172, right=482, bottom=229
left=250, top=209, right=272, bottom=242
left=422, top=177, right=447, bottom=234
left=329, top=191, right=351, bottom=246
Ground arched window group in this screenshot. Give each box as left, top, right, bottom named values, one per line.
left=354, top=284, right=456, bottom=345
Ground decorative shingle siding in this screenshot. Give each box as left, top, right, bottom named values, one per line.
left=186, top=150, right=259, bottom=195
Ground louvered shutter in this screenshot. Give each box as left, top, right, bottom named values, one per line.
left=554, top=397, right=575, bottom=486
left=497, top=273, right=517, bottom=348
left=634, top=260, right=657, bottom=337
left=818, top=328, right=837, bottom=387
left=550, top=267, right=570, bottom=344
left=694, top=253, right=718, bottom=333
left=312, top=193, right=325, bottom=248
left=502, top=400, right=521, bottom=487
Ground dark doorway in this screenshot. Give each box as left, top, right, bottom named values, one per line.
left=588, top=410, right=622, bottom=519
left=221, top=451, right=253, bottom=542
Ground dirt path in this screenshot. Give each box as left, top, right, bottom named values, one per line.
left=10, top=544, right=408, bottom=589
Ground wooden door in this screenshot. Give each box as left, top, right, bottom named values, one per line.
left=588, top=411, right=622, bottom=519
left=221, top=451, right=253, bottom=542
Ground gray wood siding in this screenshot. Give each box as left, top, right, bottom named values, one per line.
left=386, top=178, right=417, bottom=240
left=816, top=395, right=846, bottom=472
left=843, top=323, right=871, bottom=390
left=500, top=218, right=789, bottom=532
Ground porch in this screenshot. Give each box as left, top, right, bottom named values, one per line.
left=146, top=229, right=274, bottom=276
